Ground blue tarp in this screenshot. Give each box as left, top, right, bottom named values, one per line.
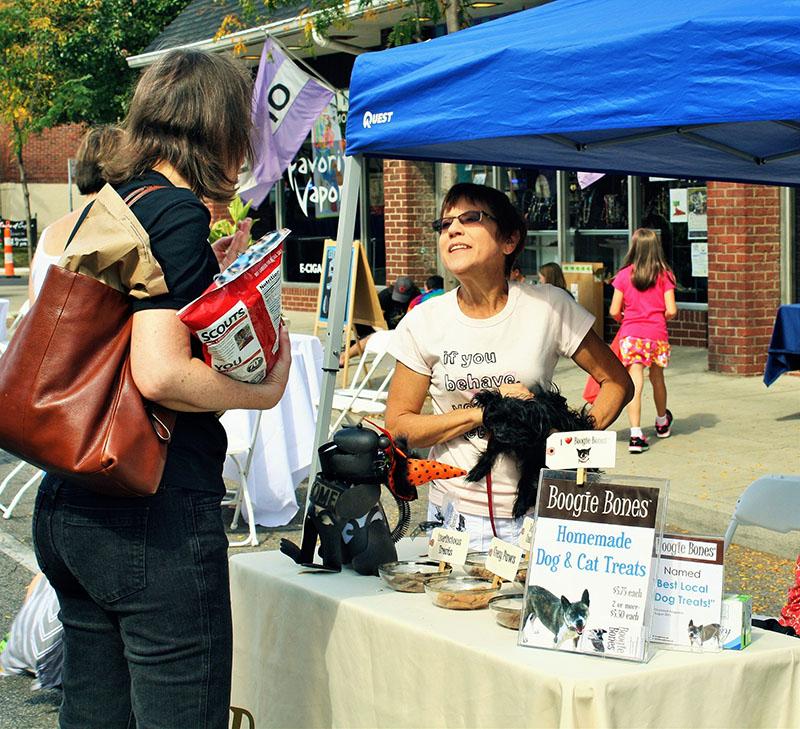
left=346, top=0, right=800, bottom=185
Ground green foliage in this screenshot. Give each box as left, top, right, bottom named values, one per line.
left=0, top=0, right=190, bottom=145
left=209, top=195, right=256, bottom=243
left=224, top=0, right=470, bottom=48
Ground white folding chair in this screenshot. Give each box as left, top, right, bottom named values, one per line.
left=0, top=461, right=44, bottom=519
left=330, top=330, right=395, bottom=434
left=0, top=298, right=29, bottom=355
left=222, top=411, right=263, bottom=547
left=724, top=474, right=800, bottom=552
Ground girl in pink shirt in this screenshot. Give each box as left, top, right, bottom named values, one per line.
left=610, top=228, right=678, bottom=453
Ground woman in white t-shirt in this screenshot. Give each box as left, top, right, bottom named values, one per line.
left=385, top=183, right=633, bottom=548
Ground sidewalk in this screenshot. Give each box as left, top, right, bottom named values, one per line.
left=286, top=309, right=799, bottom=560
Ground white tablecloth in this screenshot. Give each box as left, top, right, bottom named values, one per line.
left=0, top=298, right=9, bottom=343
left=230, top=540, right=800, bottom=729
left=221, top=333, right=323, bottom=527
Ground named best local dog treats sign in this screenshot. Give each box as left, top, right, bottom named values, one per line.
left=650, top=534, right=724, bottom=652
left=519, top=472, right=667, bottom=662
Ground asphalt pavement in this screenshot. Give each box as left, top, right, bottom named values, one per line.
left=1, top=285, right=798, bottom=727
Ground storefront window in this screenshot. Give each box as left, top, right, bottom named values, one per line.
left=639, top=179, right=708, bottom=304
left=567, top=172, right=629, bottom=279
left=443, top=165, right=708, bottom=305
left=252, top=93, right=385, bottom=286
left=278, top=135, right=353, bottom=284
left=365, top=157, right=386, bottom=285
left=499, top=167, right=559, bottom=280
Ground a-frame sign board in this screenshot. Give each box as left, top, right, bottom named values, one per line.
left=313, top=238, right=385, bottom=384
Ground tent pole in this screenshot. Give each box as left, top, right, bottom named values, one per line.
left=627, top=176, right=641, bottom=241
left=308, top=154, right=363, bottom=482
left=556, top=171, right=570, bottom=261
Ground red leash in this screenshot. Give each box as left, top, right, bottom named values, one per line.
left=486, top=472, right=498, bottom=538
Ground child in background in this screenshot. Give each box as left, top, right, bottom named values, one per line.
left=609, top=228, right=677, bottom=453
left=509, top=264, right=526, bottom=284
left=407, top=274, right=445, bottom=311
left=538, top=261, right=568, bottom=291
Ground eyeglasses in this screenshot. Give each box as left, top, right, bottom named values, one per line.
left=431, top=209, right=497, bottom=233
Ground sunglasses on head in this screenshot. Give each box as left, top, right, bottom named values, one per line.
left=431, top=209, right=497, bottom=233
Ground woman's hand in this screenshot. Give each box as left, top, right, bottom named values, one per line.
left=572, top=329, right=633, bottom=429
left=498, top=382, right=534, bottom=400
left=258, top=326, right=292, bottom=405
left=385, top=362, right=483, bottom=449
left=212, top=217, right=252, bottom=270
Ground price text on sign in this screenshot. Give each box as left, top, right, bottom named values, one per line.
left=428, top=528, right=469, bottom=566
left=486, top=537, right=525, bottom=582
left=518, top=516, right=535, bottom=552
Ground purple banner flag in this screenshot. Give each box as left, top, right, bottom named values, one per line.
left=242, top=39, right=334, bottom=206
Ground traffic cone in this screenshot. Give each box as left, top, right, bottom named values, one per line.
left=3, top=221, right=18, bottom=278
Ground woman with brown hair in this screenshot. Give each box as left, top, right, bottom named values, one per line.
left=386, top=183, right=632, bottom=548
left=538, top=261, right=568, bottom=291
left=32, top=49, right=291, bottom=729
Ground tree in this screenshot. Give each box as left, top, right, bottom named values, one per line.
left=0, top=0, right=188, bottom=261
left=0, top=0, right=90, bottom=260
left=222, top=0, right=469, bottom=48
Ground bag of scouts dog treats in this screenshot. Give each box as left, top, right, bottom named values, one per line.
left=178, top=229, right=289, bottom=384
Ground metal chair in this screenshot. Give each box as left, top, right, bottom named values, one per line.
left=724, top=474, right=800, bottom=552
left=0, top=299, right=30, bottom=356
left=330, top=330, right=395, bottom=434
left=222, top=410, right=263, bottom=547
left=0, top=462, right=44, bottom=519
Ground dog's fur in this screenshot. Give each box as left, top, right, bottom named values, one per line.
left=524, top=585, right=590, bottom=648
left=467, top=388, right=595, bottom=518
left=688, top=619, right=721, bottom=648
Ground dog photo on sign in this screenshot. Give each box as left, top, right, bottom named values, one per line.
left=688, top=619, right=721, bottom=650
left=520, top=585, right=591, bottom=650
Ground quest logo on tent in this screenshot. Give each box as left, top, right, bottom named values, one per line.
left=362, top=110, right=394, bottom=129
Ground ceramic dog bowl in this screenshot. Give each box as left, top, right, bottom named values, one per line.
left=424, top=575, right=500, bottom=610
left=378, top=560, right=451, bottom=593
left=489, top=594, right=524, bottom=630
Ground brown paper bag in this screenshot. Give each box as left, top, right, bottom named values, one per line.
left=58, top=184, right=168, bottom=299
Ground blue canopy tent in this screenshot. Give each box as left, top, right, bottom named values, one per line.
left=310, top=0, right=800, bottom=462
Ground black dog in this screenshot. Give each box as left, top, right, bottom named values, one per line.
left=467, top=388, right=594, bottom=518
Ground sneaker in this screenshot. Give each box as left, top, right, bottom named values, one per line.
left=655, top=409, right=673, bottom=438
left=629, top=436, right=649, bottom=454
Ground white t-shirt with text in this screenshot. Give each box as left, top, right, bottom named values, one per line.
left=389, top=281, right=594, bottom=518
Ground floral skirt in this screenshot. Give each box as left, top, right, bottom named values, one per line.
left=619, top=336, right=670, bottom=368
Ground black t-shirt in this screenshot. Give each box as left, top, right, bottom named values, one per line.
left=117, top=171, right=226, bottom=494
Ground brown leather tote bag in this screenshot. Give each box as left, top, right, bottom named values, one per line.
left=0, top=187, right=176, bottom=497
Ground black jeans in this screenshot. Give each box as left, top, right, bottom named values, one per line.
left=33, top=475, right=232, bottom=729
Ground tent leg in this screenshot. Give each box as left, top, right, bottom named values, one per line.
left=308, top=154, right=363, bottom=490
